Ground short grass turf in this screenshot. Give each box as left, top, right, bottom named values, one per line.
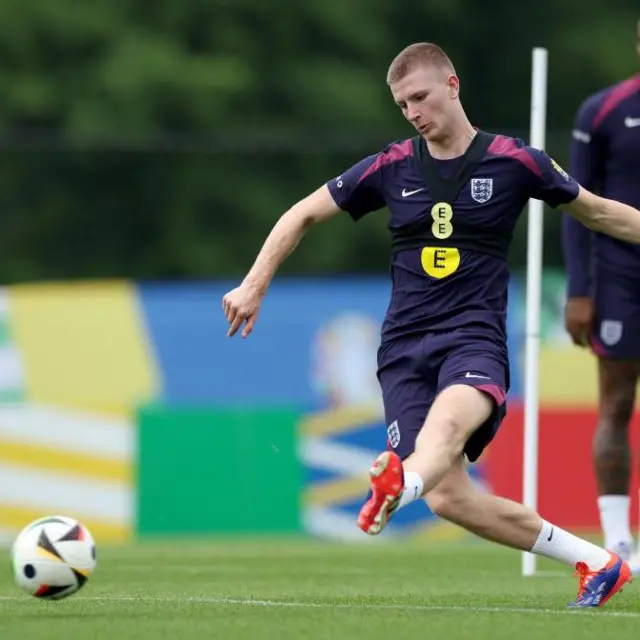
left=0, top=538, right=638, bottom=640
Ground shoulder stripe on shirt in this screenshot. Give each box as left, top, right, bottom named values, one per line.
left=357, top=139, right=413, bottom=184
left=592, top=75, right=640, bottom=130
left=487, top=135, right=542, bottom=178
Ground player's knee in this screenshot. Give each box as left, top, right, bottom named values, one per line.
left=416, top=413, right=467, bottom=457
left=416, top=386, right=493, bottom=461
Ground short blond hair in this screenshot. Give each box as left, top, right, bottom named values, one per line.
left=386, top=43, right=456, bottom=85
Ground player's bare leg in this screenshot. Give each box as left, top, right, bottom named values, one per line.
left=593, top=358, right=638, bottom=559
left=401, top=384, right=492, bottom=492
left=426, top=456, right=542, bottom=550
left=393, top=383, right=493, bottom=510
left=358, top=384, right=492, bottom=535
left=425, top=457, right=632, bottom=608
left=357, top=385, right=632, bottom=607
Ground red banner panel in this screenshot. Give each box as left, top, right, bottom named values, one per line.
left=483, top=404, right=640, bottom=531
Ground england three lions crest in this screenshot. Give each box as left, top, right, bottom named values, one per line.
left=471, top=178, right=493, bottom=203
left=600, top=320, right=622, bottom=346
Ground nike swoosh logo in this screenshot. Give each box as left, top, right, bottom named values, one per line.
left=624, top=117, right=640, bottom=128
left=572, top=129, right=591, bottom=143
left=401, top=188, right=425, bottom=197
left=465, top=372, right=491, bottom=379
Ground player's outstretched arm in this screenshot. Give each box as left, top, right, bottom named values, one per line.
left=561, top=186, right=640, bottom=245
left=222, top=184, right=341, bottom=338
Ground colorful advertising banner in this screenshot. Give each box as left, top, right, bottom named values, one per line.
left=0, top=272, right=615, bottom=544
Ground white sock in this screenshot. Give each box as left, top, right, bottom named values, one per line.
left=398, top=471, right=424, bottom=509
left=598, top=495, right=632, bottom=550
left=531, top=520, right=611, bottom=571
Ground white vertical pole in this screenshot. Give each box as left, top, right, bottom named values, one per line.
left=522, top=47, right=548, bottom=578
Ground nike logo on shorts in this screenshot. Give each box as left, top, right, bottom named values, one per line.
left=464, top=372, right=491, bottom=379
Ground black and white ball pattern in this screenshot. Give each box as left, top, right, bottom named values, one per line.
left=11, top=515, right=97, bottom=600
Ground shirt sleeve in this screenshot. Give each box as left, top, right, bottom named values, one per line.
left=569, top=94, right=605, bottom=192
left=527, top=147, right=581, bottom=208
left=561, top=95, right=605, bottom=298
left=326, top=153, right=386, bottom=221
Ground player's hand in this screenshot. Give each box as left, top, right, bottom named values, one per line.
left=564, top=296, right=594, bottom=347
left=222, top=283, right=264, bottom=338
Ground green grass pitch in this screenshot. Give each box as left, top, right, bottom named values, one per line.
left=0, top=538, right=639, bottom=639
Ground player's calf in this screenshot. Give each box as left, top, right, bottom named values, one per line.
left=429, top=459, right=632, bottom=608
left=425, top=459, right=544, bottom=550
left=593, top=358, right=637, bottom=554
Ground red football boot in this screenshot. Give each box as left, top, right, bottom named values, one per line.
left=357, top=451, right=404, bottom=535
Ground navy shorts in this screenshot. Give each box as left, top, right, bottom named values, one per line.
left=376, top=330, right=509, bottom=463
left=590, top=272, right=640, bottom=360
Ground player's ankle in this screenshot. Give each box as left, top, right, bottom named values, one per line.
left=606, top=539, right=633, bottom=562
left=531, top=520, right=610, bottom=571
left=598, top=495, right=632, bottom=551
left=397, top=471, right=424, bottom=509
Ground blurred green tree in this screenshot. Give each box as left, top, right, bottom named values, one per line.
left=0, top=0, right=635, bottom=281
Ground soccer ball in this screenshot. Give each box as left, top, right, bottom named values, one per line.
left=11, top=515, right=97, bottom=600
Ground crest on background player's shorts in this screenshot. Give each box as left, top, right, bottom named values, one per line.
left=470, top=178, right=493, bottom=203
left=387, top=421, right=400, bottom=449
left=600, top=320, right=623, bottom=346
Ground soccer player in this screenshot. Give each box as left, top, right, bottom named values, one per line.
left=562, top=20, right=640, bottom=566
left=223, top=43, right=640, bottom=608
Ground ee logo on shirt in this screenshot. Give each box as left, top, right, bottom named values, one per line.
left=421, top=247, right=460, bottom=278
left=422, top=201, right=460, bottom=279
left=431, top=202, right=453, bottom=239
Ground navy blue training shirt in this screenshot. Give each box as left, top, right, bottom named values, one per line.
left=327, top=133, right=580, bottom=345
left=563, top=74, right=640, bottom=297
